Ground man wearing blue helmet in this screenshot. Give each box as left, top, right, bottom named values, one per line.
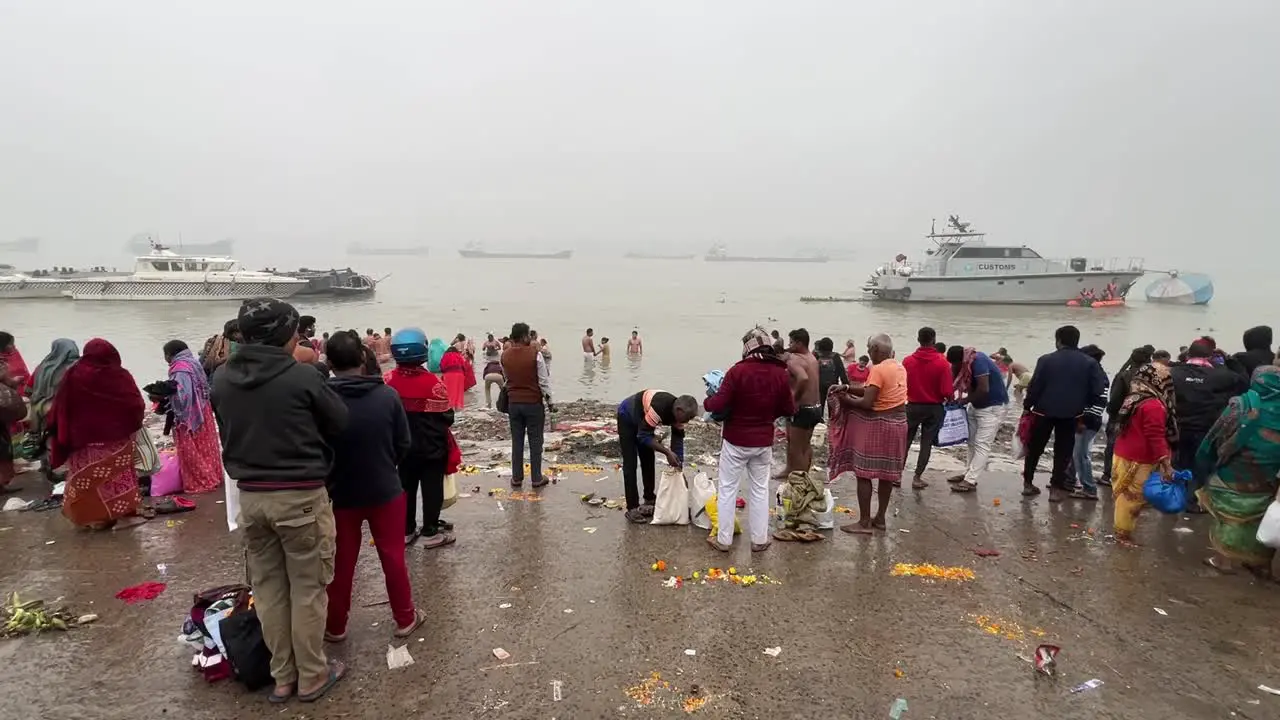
left=384, top=328, right=458, bottom=548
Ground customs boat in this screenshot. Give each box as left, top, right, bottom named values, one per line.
left=64, top=245, right=306, bottom=301
left=862, top=216, right=1144, bottom=304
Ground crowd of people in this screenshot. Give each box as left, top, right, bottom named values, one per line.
left=1, top=306, right=1278, bottom=704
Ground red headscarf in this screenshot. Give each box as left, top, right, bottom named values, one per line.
left=50, top=338, right=145, bottom=467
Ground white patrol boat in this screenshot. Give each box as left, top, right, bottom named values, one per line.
left=862, top=216, right=1145, bottom=304
left=63, top=245, right=307, bottom=301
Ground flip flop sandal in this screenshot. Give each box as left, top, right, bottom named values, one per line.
left=1069, top=490, right=1098, bottom=500
left=625, top=509, right=649, bottom=524
left=772, top=529, right=804, bottom=542
left=751, top=541, right=771, bottom=552
left=268, top=687, right=294, bottom=704
left=421, top=533, right=457, bottom=550
left=298, top=660, right=347, bottom=703
left=393, top=609, right=428, bottom=638
left=1021, top=486, right=1041, bottom=496
left=946, top=474, right=966, bottom=484
left=839, top=523, right=875, bottom=535
left=795, top=530, right=824, bottom=542
left=404, top=531, right=420, bottom=547
left=951, top=481, right=978, bottom=493
left=706, top=536, right=732, bottom=552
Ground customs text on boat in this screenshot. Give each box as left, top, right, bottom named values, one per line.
left=64, top=244, right=307, bottom=301
left=862, top=216, right=1145, bottom=304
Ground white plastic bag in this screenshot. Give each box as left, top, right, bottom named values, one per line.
left=651, top=470, right=690, bottom=525
left=224, top=470, right=241, bottom=532
left=1257, top=499, right=1280, bottom=549
left=442, top=474, right=458, bottom=510
left=688, top=472, right=716, bottom=529
left=814, top=489, right=836, bottom=530
left=936, top=405, right=969, bottom=447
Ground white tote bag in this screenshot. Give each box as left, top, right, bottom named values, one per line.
left=442, top=474, right=459, bottom=510
left=936, top=405, right=969, bottom=447
left=688, top=472, right=716, bottom=529
left=651, top=470, right=690, bottom=525
left=1257, top=499, right=1280, bottom=549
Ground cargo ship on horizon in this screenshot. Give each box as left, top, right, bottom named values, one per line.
left=458, top=243, right=571, bottom=260
left=704, top=244, right=829, bottom=263
left=346, top=243, right=430, bottom=257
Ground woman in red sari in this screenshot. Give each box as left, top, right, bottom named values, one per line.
left=438, top=343, right=473, bottom=410
left=0, top=332, right=31, bottom=462
left=50, top=339, right=147, bottom=530
left=165, top=340, right=224, bottom=493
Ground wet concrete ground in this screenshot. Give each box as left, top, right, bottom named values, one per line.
left=2, top=457, right=1279, bottom=720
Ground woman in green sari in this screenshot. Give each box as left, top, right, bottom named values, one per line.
left=1197, top=365, right=1280, bottom=576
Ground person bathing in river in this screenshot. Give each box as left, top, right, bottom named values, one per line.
left=847, top=355, right=871, bottom=384
left=829, top=334, right=909, bottom=534
left=627, top=331, right=643, bottom=356
left=775, top=329, right=820, bottom=479
left=842, top=339, right=860, bottom=364
left=597, top=337, right=612, bottom=360
left=814, top=337, right=849, bottom=422
left=581, top=328, right=597, bottom=360
left=616, top=390, right=698, bottom=523
left=481, top=334, right=505, bottom=408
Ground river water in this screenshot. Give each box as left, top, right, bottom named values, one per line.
left=0, top=253, right=1267, bottom=400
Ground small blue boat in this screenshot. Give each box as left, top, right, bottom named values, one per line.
left=1145, top=272, right=1213, bottom=305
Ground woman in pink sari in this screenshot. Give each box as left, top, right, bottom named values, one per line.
left=164, top=340, right=224, bottom=493
left=438, top=344, right=472, bottom=410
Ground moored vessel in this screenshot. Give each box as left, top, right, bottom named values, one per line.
left=65, top=245, right=306, bottom=301
left=704, top=245, right=828, bottom=263
left=458, top=243, right=571, bottom=259
left=862, top=216, right=1144, bottom=304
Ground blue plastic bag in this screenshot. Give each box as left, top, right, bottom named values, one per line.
left=1142, top=469, right=1192, bottom=514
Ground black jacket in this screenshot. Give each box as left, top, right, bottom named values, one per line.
left=212, top=344, right=348, bottom=490
left=327, top=375, right=411, bottom=508
left=1169, top=362, right=1248, bottom=437
left=816, top=351, right=850, bottom=404
left=1025, top=347, right=1107, bottom=419
left=1233, top=348, right=1274, bottom=379
left=405, top=408, right=454, bottom=465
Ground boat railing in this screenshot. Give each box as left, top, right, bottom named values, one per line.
left=1082, top=257, right=1145, bottom=272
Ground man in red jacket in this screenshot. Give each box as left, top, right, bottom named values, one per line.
left=704, top=328, right=797, bottom=552
left=901, top=327, right=954, bottom=489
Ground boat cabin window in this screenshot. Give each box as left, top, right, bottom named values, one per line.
left=151, top=261, right=173, bottom=271
left=952, top=246, right=1042, bottom=259
left=183, top=262, right=209, bottom=272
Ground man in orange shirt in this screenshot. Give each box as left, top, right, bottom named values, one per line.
left=828, top=334, right=909, bottom=534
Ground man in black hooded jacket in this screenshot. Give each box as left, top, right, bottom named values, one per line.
left=1171, top=341, right=1248, bottom=510
left=211, top=297, right=349, bottom=703
left=1233, top=325, right=1274, bottom=378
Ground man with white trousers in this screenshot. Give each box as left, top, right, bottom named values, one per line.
left=703, top=328, right=798, bottom=551
left=945, top=346, right=1009, bottom=492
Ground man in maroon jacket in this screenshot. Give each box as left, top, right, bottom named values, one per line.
left=704, top=328, right=797, bottom=552
left=901, top=327, right=954, bottom=489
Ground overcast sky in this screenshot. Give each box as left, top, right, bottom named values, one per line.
left=1, top=1, right=1276, bottom=266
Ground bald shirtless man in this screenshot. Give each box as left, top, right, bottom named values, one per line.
left=582, top=328, right=597, bottom=359
left=775, top=328, right=820, bottom=479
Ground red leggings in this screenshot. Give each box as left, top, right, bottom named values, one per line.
left=325, top=493, right=416, bottom=635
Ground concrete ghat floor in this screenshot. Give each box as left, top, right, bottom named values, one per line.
left=1, top=466, right=1278, bottom=720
